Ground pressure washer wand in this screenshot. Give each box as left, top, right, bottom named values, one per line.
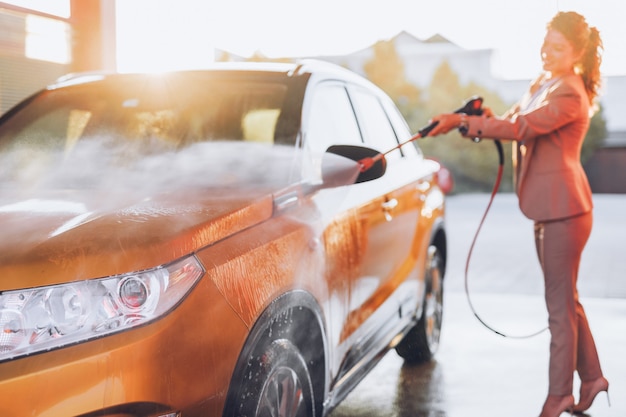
left=358, top=96, right=484, bottom=172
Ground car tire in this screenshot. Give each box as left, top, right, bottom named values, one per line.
left=231, top=338, right=316, bottom=417
left=395, top=244, right=444, bottom=364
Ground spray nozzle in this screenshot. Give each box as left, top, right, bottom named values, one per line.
left=454, top=96, right=484, bottom=116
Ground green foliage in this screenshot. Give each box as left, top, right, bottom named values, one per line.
left=582, top=104, right=608, bottom=164
left=366, top=57, right=517, bottom=192
left=415, top=60, right=515, bottom=192
left=363, top=41, right=422, bottom=115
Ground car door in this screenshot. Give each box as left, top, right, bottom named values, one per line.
left=304, top=81, right=416, bottom=369
left=304, top=80, right=395, bottom=371
left=341, top=85, right=424, bottom=336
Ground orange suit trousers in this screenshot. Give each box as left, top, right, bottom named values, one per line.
left=534, top=211, right=603, bottom=395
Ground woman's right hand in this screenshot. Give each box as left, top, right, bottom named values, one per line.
left=427, top=106, right=494, bottom=137
left=426, top=113, right=463, bottom=136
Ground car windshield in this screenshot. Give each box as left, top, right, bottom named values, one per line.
left=0, top=72, right=308, bottom=191
left=0, top=73, right=297, bottom=151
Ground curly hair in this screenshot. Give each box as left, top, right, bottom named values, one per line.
left=547, top=11, right=603, bottom=104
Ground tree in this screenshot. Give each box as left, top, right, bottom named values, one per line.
left=414, top=61, right=515, bottom=192
left=582, top=104, right=607, bottom=163
left=363, top=40, right=422, bottom=116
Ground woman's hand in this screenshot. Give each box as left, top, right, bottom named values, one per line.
left=426, top=113, right=464, bottom=136
left=427, top=107, right=495, bottom=137
left=482, top=106, right=495, bottom=118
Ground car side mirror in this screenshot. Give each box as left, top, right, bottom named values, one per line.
left=324, top=145, right=386, bottom=184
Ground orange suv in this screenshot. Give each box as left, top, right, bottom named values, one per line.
left=0, top=61, right=447, bottom=416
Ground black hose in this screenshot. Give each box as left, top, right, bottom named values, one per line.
left=463, top=139, right=548, bottom=339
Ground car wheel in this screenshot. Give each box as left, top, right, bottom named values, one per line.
left=233, top=339, right=316, bottom=417
left=395, top=245, right=444, bottom=363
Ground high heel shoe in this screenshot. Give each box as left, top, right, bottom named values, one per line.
left=573, top=376, right=610, bottom=413
left=539, top=394, right=575, bottom=417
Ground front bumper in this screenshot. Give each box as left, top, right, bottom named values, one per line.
left=0, top=276, right=248, bottom=417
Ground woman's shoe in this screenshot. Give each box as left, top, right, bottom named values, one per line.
left=539, top=394, right=575, bottom=417
left=573, top=376, right=610, bottom=413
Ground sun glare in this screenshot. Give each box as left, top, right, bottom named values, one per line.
left=112, top=0, right=625, bottom=77
left=115, top=0, right=215, bottom=73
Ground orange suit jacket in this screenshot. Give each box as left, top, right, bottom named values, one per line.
left=464, top=74, right=593, bottom=222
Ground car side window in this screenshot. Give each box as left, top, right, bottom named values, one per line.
left=383, top=98, right=421, bottom=158
left=348, top=87, right=401, bottom=161
left=306, top=82, right=362, bottom=153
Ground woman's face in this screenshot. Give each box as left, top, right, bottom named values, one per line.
left=541, top=29, right=580, bottom=77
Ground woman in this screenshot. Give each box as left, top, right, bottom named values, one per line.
left=426, top=11, right=609, bottom=417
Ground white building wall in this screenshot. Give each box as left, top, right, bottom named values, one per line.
left=600, top=76, right=626, bottom=133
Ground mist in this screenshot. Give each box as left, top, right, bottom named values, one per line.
left=0, top=139, right=309, bottom=198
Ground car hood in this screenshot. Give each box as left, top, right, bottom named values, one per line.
left=0, top=141, right=362, bottom=291
left=0, top=184, right=280, bottom=290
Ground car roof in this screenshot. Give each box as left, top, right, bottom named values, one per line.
left=50, top=59, right=380, bottom=92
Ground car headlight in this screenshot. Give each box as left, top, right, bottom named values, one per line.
left=0, top=255, right=204, bottom=362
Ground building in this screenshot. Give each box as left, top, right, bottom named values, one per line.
left=0, top=5, right=70, bottom=113
left=583, top=76, right=626, bottom=193
left=0, top=1, right=115, bottom=114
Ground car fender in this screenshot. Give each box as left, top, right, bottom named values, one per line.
left=223, top=289, right=329, bottom=417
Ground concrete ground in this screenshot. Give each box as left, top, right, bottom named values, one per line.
left=330, top=193, right=626, bottom=417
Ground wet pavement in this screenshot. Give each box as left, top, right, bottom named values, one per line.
left=330, top=193, right=626, bottom=417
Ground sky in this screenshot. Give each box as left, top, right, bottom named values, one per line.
left=114, top=0, right=626, bottom=80
left=2, top=1, right=624, bottom=79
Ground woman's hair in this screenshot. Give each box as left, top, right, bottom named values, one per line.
left=548, top=11, right=603, bottom=103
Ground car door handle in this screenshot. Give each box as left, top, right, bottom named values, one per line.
left=381, top=198, right=398, bottom=221
left=416, top=181, right=430, bottom=201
